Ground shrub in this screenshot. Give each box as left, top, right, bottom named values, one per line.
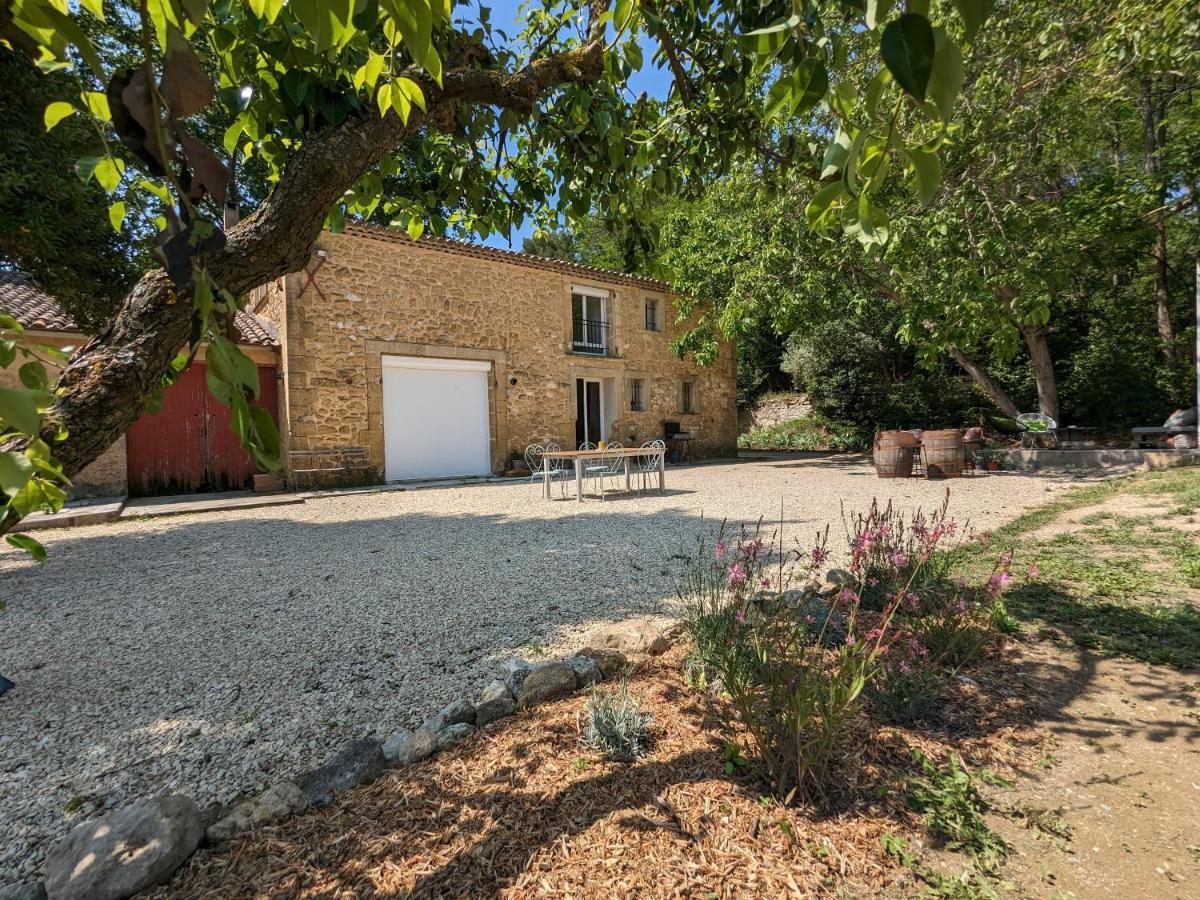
left=678, top=521, right=906, bottom=802
left=678, top=498, right=1021, bottom=801
left=737, top=415, right=867, bottom=452
left=582, top=681, right=653, bottom=760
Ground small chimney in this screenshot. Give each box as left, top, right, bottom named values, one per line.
left=223, top=203, right=240, bottom=230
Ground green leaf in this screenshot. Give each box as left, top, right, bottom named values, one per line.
left=93, top=157, right=124, bottom=193
left=0, top=387, right=41, bottom=434
left=406, top=216, right=425, bottom=241
left=35, top=4, right=105, bottom=77
left=247, top=403, right=281, bottom=470
left=376, top=80, right=393, bottom=118
left=927, top=32, right=964, bottom=120
left=388, top=79, right=412, bottom=122
left=806, top=181, right=845, bottom=230
left=880, top=13, right=936, bottom=101
left=396, top=77, right=426, bottom=112
left=905, top=148, right=942, bottom=203
left=738, top=15, right=798, bottom=59
left=108, top=201, right=127, bottom=232
left=614, top=0, right=634, bottom=31
left=764, top=61, right=828, bottom=121
left=44, top=101, right=76, bottom=131
left=952, top=0, right=993, bottom=40
left=6, top=533, right=47, bottom=563
left=821, top=128, right=854, bottom=179
left=74, top=155, right=101, bottom=183
left=17, top=362, right=48, bottom=391
left=79, top=0, right=106, bottom=20
left=0, top=451, right=34, bottom=497
left=81, top=91, right=110, bottom=121
left=866, top=0, right=894, bottom=31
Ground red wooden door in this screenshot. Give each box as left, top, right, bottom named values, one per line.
left=126, top=361, right=279, bottom=497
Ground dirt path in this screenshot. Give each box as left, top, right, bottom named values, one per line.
left=987, top=640, right=1200, bottom=899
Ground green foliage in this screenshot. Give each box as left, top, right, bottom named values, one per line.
left=737, top=415, right=866, bottom=452
left=907, top=751, right=1010, bottom=871
left=582, top=680, right=653, bottom=760
left=0, top=315, right=71, bottom=559
left=0, top=50, right=137, bottom=330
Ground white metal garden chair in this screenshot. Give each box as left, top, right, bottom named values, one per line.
left=1016, top=413, right=1060, bottom=449
left=526, top=443, right=567, bottom=495
left=635, top=439, right=665, bottom=494
left=585, top=442, right=624, bottom=499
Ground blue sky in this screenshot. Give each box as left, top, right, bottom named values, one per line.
left=473, top=1, right=672, bottom=249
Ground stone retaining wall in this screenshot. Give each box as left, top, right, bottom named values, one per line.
left=1008, top=448, right=1200, bottom=472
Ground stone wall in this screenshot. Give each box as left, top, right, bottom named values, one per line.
left=739, top=393, right=813, bottom=433
left=267, top=228, right=738, bottom=480
left=0, top=332, right=128, bottom=498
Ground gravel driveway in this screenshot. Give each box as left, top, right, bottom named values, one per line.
left=0, top=455, right=1072, bottom=884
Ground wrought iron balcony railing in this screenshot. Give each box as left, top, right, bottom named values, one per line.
left=571, top=317, right=610, bottom=355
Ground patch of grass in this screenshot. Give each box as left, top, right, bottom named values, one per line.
left=950, top=468, right=1200, bottom=669
left=737, top=415, right=865, bottom=452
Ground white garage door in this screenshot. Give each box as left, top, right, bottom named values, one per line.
left=382, top=356, right=492, bottom=481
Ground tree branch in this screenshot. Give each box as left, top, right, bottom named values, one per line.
left=1, top=20, right=610, bottom=533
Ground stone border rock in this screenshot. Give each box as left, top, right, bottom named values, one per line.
left=29, top=619, right=671, bottom=900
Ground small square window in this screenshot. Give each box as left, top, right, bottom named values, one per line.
left=630, top=378, right=644, bottom=412
left=644, top=298, right=659, bottom=331
left=681, top=381, right=696, bottom=415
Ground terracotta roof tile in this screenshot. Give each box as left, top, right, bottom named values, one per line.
left=340, top=223, right=671, bottom=292
left=0, top=271, right=78, bottom=331
left=0, top=271, right=278, bottom=347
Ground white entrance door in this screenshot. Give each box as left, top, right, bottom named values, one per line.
left=381, top=356, right=491, bottom=480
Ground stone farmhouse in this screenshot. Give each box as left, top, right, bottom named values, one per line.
left=0, top=226, right=737, bottom=496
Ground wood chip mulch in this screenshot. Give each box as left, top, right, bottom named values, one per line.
left=152, top=642, right=1047, bottom=899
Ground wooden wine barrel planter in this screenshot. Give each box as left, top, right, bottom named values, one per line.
left=922, top=429, right=965, bottom=479
left=874, top=431, right=916, bottom=478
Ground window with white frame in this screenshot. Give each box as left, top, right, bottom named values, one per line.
left=644, top=297, right=660, bottom=331
left=681, top=379, right=696, bottom=415
left=629, top=377, right=645, bottom=411
left=571, top=287, right=608, bottom=354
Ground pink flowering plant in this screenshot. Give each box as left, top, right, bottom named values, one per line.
left=678, top=497, right=1027, bottom=800
left=678, top=519, right=907, bottom=802
left=845, top=492, right=963, bottom=610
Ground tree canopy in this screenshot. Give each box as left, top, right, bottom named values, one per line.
left=0, top=0, right=1003, bottom=549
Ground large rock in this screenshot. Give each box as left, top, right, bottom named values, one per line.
left=573, top=647, right=630, bottom=680
left=433, top=722, right=476, bottom=752
left=562, top=655, right=602, bottom=687
left=421, top=697, right=475, bottom=734
left=818, top=568, right=853, bottom=597
left=475, top=680, right=516, bottom=727
left=517, top=661, right=578, bottom=708
left=587, top=619, right=671, bottom=656
left=297, top=739, right=386, bottom=806
left=0, top=883, right=46, bottom=900
left=501, top=658, right=532, bottom=696
left=382, top=728, right=436, bottom=766
left=205, top=782, right=309, bottom=843
left=43, top=795, right=203, bottom=900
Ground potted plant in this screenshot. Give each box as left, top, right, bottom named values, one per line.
left=980, top=449, right=1008, bottom=471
